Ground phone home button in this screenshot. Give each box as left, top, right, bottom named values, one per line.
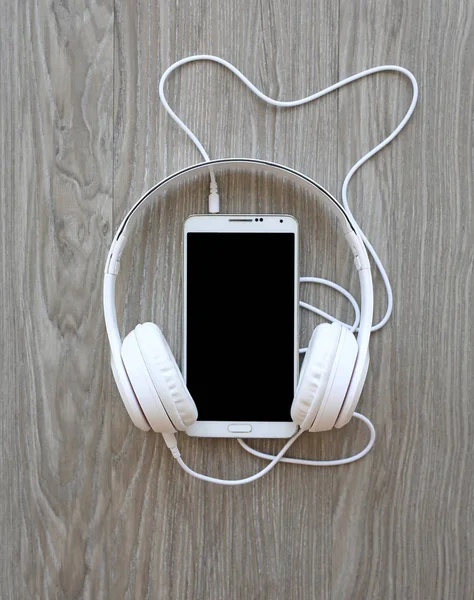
left=227, top=424, right=252, bottom=433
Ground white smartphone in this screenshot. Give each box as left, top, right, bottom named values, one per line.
left=183, top=214, right=299, bottom=438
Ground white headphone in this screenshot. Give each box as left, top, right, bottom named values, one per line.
left=103, top=57, right=418, bottom=485
left=103, top=158, right=374, bottom=479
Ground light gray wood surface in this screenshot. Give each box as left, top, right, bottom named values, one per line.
left=1, top=0, right=473, bottom=598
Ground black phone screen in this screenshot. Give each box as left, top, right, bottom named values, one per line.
left=185, top=232, right=296, bottom=421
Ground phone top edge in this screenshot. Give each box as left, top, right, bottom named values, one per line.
left=184, top=214, right=298, bottom=233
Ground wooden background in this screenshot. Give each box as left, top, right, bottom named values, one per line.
left=1, top=0, right=473, bottom=598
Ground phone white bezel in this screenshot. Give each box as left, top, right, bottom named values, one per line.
left=183, top=214, right=299, bottom=438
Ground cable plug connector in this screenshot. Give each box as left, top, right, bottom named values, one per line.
left=162, top=433, right=181, bottom=458
left=208, top=181, right=220, bottom=213
left=170, top=446, right=181, bottom=459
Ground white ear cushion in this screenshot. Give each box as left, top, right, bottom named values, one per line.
left=291, top=323, right=341, bottom=429
left=309, top=326, right=358, bottom=432
left=121, top=331, right=176, bottom=433
left=134, top=323, right=197, bottom=429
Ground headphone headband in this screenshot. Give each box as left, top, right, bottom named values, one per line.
left=103, top=158, right=373, bottom=428
left=106, top=159, right=364, bottom=270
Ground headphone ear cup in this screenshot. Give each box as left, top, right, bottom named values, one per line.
left=121, top=323, right=198, bottom=432
left=121, top=327, right=177, bottom=433
left=309, top=326, right=358, bottom=432
left=133, top=323, right=197, bottom=429
left=291, top=323, right=358, bottom=432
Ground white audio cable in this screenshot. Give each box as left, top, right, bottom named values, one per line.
left=162, top=413, right=375, bottom=486
left=162, top=430, right=304, bottom=486
left=158, top=56, right=418, bottom=483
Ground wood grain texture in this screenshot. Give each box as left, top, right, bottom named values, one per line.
left=2, top=0, right=114, bottom=597
left=1, top=0, right=473, bottom=598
